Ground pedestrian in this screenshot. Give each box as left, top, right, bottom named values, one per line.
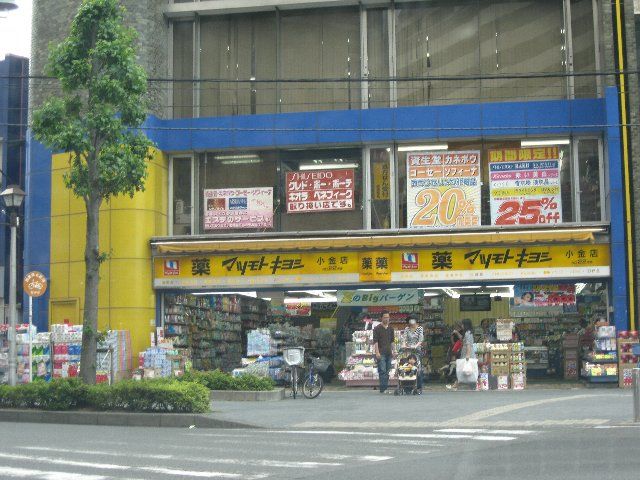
left=402, top=318, right=424, bottom=393
left=446, top=318, right=475, bottom=390
left=373, top=311, right=395, bottom=394
left=440, top=321, right=463, bottom=380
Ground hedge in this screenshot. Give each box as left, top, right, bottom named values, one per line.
left=179, top=370, right=275, bottom=391
left=0, top=378, right=209, bottom=413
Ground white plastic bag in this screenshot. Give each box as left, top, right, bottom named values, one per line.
left=456, top=358, right=479, bottom=384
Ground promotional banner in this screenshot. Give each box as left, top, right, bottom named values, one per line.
left=489, top=147, right=563, bottom=226
left=510, top=283, right=577, bottom=317
left=203, top=188, right=273, bottom=230
left=285, top=303, right=312, bottom=316
left=337, top=289, right=421, bottom=306
left=286, top=169, right=355, bottom=213
left=406, top=151, right=481, bottom=229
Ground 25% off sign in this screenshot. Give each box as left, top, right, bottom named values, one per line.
left=494, top=196, right=561, bottom=226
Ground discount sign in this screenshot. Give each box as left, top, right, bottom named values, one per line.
left=406, top=151, right=481, bottom=229
left=489, top=147, right=563, bottom=226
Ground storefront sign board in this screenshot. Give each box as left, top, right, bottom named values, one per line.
left=153, top=244, right=610, bottom=289
left=510, top=283, right=578, bottom=316
left=406, top=151, right=481, bottom=229
left=203, top=188, right=273, bottom=230
left=337, top=289, right=421, bottom=306
left=489, top=147, right=563, bottom=226
left=286, top=169, right=355, bottom=213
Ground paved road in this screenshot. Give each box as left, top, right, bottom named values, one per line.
left=209, top=389, right=634, bottom=429
left=0, top=422, right=639, bottom=479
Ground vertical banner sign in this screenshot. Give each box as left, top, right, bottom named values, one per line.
left=406, top=151, right=481, bottom=229
left=373, top=162, right=390, bottom=200
left=489, top=147, right=563, bottom=226
left=286, top=169, right=355, bottom=213
left=204, top=188, right=273, bottom=230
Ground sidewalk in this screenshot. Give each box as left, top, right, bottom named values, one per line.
left=206, top=388, right=634, bottom=429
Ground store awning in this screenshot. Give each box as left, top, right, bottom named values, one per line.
left=151, top=226, right=607, bottom=256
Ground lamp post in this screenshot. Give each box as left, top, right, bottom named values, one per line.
left=1, top=185, right=26, bottom=386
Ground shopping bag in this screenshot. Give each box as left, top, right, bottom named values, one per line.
left=456, top=358, right=479, bottom=384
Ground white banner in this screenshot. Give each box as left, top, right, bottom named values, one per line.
left=407, top=151, right=481, bottom=229
left=204, top=187, right=273, bottom=230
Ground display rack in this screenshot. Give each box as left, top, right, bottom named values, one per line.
left=582, top=326, right=618, bottom=383
left=617, top=333, right=639, bottom=388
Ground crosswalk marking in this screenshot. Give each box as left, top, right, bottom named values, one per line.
left=138, top=467, right=268, bottom=479
left=0, top=467, right=106, bottom=480
left=20, top=446, right=173, bottom=460
left=0, top=452, right=129, bottom=471
left=435, top=428, right=535, bottom=435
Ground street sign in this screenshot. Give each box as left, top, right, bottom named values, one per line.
left=23, top=271, right=47, bottom=298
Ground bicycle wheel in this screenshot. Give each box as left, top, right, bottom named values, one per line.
left=302, top=372, right=324, bottom=399
left=291, top=366, right=298, bottom=399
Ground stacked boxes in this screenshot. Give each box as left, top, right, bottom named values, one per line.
left=617, top=331, right=639, bottom=388
left=51, top=324, right=83, bottom=379
left=563, top=333, right=579, bottom=380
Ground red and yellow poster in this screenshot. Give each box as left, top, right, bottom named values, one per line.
left=406, top=151, right=481, bottom=229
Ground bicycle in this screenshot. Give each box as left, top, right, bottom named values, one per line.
left=283, top=347, right=324, bottom=399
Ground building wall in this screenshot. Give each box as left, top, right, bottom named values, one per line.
left=47, top=147, right=168, bottom=360
left=30, top=0, right=168, bottom=118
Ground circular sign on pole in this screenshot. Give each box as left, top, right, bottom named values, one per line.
left=23, top=271, right=48, bottom=298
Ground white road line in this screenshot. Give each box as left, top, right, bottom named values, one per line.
left=435, top=429, right=535, bottom=435
left=364, top=439, right=446, bottom=447
left=359, top=456, right=394, bottom=462
left=0, top=452, right=129, bottom=471
left=19, top=446, right=173, bottom=460
left=138, top=467, right=268, bottom=479
left=472, top=435, right=517, bottom=441
left=15, top=446, right=342, bottom=470
left=0, top=467, right=106, bottom=480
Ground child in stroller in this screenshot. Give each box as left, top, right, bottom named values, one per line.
left=395, top=353, right=422, bottom=395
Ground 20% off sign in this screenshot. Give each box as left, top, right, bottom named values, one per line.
left=494, top=196, right=560, bottom=226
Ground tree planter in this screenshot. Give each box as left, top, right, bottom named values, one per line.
left=209, top=388, right=285, bottom=402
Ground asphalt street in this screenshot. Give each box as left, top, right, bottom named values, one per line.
left=0, top=421, right=638, bottom=479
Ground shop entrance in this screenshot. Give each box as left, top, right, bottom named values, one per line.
left=154, top=281, right=610, bottom=388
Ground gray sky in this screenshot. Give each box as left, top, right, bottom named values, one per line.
left=0, top=0, right=32, bottom=60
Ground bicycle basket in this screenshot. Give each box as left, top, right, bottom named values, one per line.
left=312, top=357, right=331, bottom=373
left=283, top=347, right=305, bottom=367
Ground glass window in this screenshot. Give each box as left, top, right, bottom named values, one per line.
left=198, top=152, right=279, bottom=234
left=396, top=1, right=481, bottom=106
left=480, top=0, right=566, bottom=102
left=172, top=158, right=193, bottom=235
left=279, top=8, right=361, bottom=112
left=367, top=9, right=390, bottom=108
left=571, top=0, right=598, bottom=98
left=577, top=139, right=601, bottom=221
left=370, top=148, right=392, bottom=229
left=172, top=22, right=194, bottom=119
left=200, top=13, right=277, bottom=117
left=280, top=148, right=363, bottom=231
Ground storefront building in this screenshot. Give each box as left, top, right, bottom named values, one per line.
left=25, top=0, right=639, bottom=373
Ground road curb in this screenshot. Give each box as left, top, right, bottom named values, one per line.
left=0, top=409, right=258, bottom=429
left=210, top=388, right=285, bottom=401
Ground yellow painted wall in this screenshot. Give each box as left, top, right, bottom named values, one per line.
left=443, top=296, right=510, bottom=327
left=50, top=148, right=168, bottom=365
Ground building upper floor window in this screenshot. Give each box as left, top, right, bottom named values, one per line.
left=171, top=0, right=599, bottom=118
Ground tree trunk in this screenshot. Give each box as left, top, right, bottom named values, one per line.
left=80, top=194, right=102, bottom=384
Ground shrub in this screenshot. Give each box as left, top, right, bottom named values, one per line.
left=0, top=378, right=209, bottom=413
left=179, top=370, right=274, bottom=391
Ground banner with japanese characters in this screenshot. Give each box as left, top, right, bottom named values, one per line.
left=203, top=188, right=273, bottom=230
left=510, top=283, right=577, bottom=317
left=286, top=169, right=355, bottom=213
left=406, top=150, right=481, bottom=229
left=154, top=244, right=609, bottom=289
left=489, top=147, right=563, bottom=226
left=337, top=289, right=421, bottom=306
left=285, top=303, right=312, bottom=316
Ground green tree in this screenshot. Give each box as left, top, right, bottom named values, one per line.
left=32, top=0, right=153, bottom=384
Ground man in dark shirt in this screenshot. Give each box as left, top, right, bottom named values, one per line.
left=373, top=312, right=395, bottom=393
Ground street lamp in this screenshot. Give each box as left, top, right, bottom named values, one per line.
left=1, top=185, right=25, bottom=386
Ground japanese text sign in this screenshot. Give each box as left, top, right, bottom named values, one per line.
left=406, top=151, right=481, bottom=229
left=337, top=289, right=420, bottom=306
left=510, top=283, right=577, bottom=317
left=285, top=303, right=312, bottom=316
left=154, top=244, right=609, bottom=289
left=286, top=169, right=355, bottom=213
left=489, top=147, right=563, bottom=226
left=23, top=271, right=48, bottom=298
left=204, top=188, right=273, bottom=230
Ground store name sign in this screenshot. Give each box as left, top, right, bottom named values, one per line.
left=153, top=243, right=610, bottom=289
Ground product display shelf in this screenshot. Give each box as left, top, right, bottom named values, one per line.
left=617, top=335, right=640, bottom=388
left=582, top=327, right=618, bottom=384
left=339, top=330, right=398, bottom=388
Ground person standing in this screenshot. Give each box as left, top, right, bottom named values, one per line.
left=373, top=312, right=395, bottom=394
left=446, top=318, right=476, bottom=390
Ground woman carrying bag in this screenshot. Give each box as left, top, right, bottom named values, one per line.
left=447, top=319, right=478, bottom=390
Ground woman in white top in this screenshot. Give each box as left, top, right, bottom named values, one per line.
left=447, top=318, right=475, bottom=390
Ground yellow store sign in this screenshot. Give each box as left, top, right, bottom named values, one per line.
left=153, top=243, right=610, bottom=289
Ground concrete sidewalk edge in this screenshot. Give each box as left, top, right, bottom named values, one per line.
left=0, top=409, right=259, bottom=429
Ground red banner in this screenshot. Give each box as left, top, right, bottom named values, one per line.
left=286, top=169, right=355, bottom=213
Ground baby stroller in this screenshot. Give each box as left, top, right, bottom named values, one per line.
left=394, top=348, right=422, bottom=396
